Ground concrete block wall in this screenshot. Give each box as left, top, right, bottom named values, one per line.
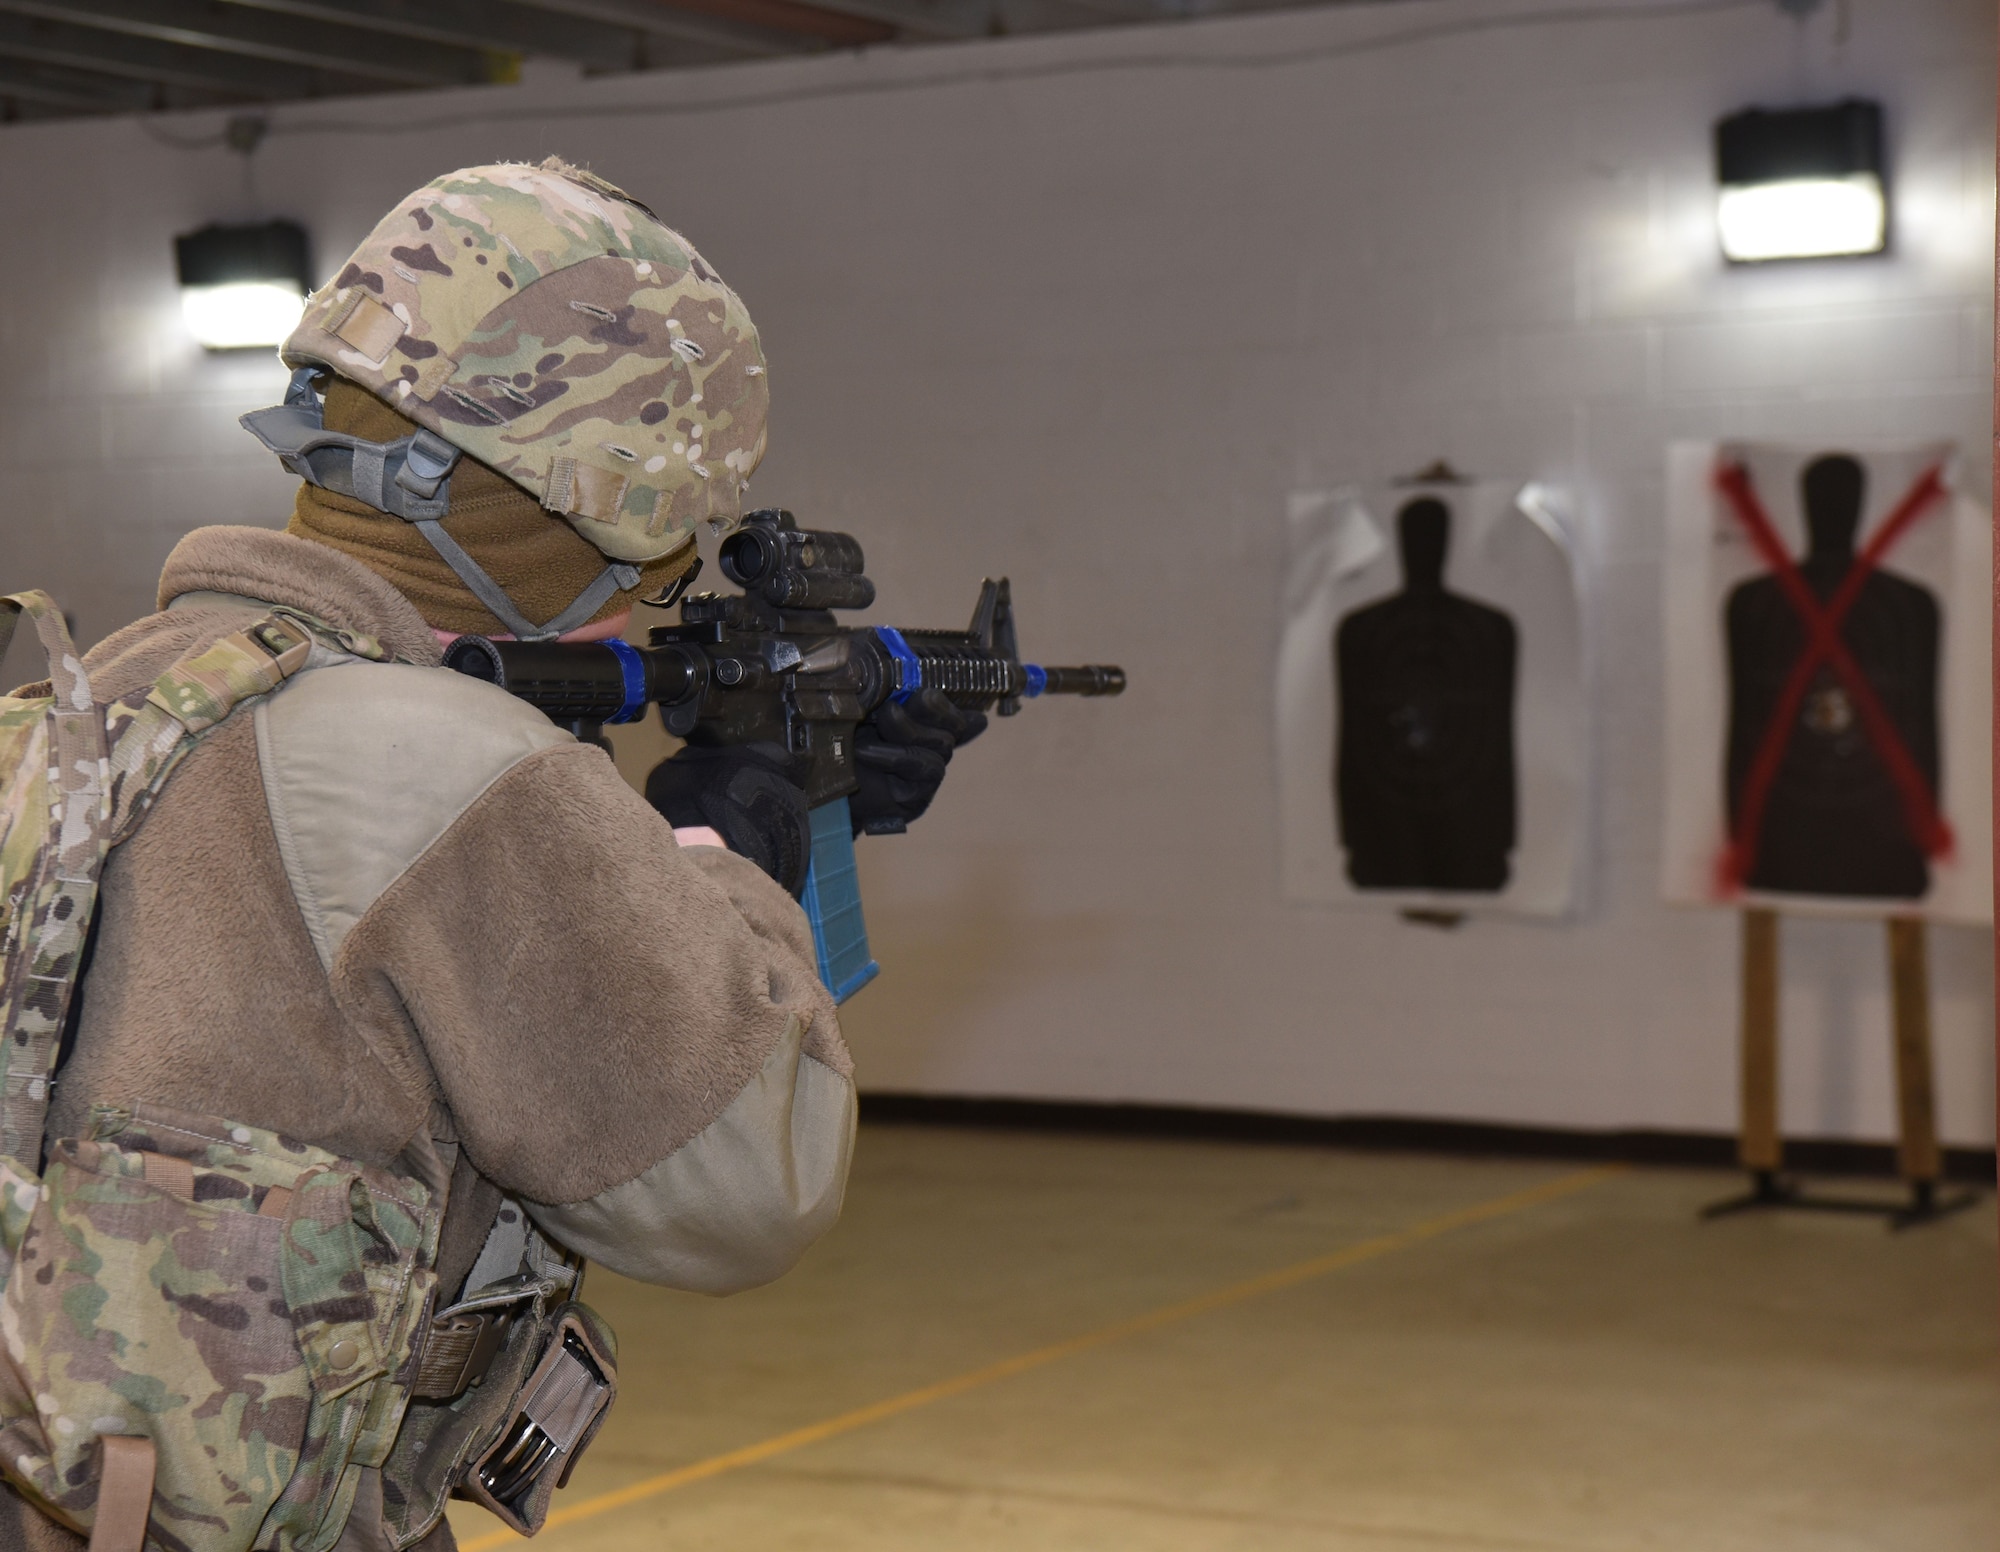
left=0, top=0, right=1991, bottom=1141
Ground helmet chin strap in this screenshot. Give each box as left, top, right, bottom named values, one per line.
left=241, top=367, right=640, bottom=643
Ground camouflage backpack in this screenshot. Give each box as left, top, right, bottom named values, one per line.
left=0, top=591, right=434, bottom=1552
left=0, top=593, right=619, bottom=1552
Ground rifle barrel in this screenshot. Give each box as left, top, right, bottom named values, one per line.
left=1028, top=664, right=1125, bottom=697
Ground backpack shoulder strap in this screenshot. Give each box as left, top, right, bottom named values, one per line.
left=103, top=606, right=388, bottom=845
left=0, top=591, right=110, bottom=1168
left=0, top=595, right=388, bottom=1169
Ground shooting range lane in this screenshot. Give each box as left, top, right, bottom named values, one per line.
left=447, top=1130, right=1999, bottom=1551
left=4, top=0, right=1992, bottom=1149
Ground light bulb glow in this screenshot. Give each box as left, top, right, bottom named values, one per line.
left=180, top=281, right=307, bottom=350
left=1717, top=174, right=1886, bottom=262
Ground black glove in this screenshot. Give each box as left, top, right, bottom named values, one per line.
left=645, top=743, right=812, bottom=897
left=848, top=689, right=988, bottom=837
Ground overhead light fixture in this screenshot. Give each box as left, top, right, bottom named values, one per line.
left=1715, top=99, right=1886, bottom=263
left=174, top=219, right=312, bottom=351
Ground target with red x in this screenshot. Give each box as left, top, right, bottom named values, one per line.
left=1712, top=458, right=1951, bottom=893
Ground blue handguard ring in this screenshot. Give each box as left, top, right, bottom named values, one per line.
left=602, top=638, right=648, bottom=723
left=873, top=625, right=922, bottom=704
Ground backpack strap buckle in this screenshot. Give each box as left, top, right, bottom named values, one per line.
left=411, top=1305, right=518, bottom=1401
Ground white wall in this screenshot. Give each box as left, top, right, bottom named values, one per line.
left=0, top=0, right=1992, bottom=1142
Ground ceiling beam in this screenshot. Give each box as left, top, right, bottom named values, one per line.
left=507, top=0, right=826, bottom=60
left=0, top=10, right=365, bottom=99
left=0, top=0, right=505, bottom=88
left=0, top=57, right=163, bottom=113
left=0, top=96, right=93, bottom=121
left=1023, top=0, right=1171, bottom=22
left=649, top=0, right=894, bottom=46
left=218, top=0, right=644, bottom=74
left=772, top=0, right=987, bottom=37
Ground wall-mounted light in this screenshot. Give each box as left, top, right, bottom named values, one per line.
left=1715, top=99, right=1886, bottom=263
left=174, top=219, right=312, bottom=351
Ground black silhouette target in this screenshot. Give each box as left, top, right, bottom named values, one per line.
left=1351, top=607, right=1502, bottom=794
left=1334, top=497, right=1519, bottom=892
left=1723, top=453, right=1942, bottom=899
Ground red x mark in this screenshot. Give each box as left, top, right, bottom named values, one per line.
left=1712, top=459, right=1951, bottom=894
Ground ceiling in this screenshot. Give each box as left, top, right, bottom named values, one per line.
left=0, top=0, right=1386, bottom=122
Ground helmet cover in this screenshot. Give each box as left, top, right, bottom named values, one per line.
left=282, top=160, right=768, bottom=565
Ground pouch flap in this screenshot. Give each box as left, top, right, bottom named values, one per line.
left=282, top=1168, right=386, bottom=1399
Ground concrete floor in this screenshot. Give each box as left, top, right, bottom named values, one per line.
left=447, top=1127, right=1999, bottom=1551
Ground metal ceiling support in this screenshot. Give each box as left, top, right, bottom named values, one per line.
left=648, top=0, right=894, bottom=46
left=767, top=0, right=986, bottom=37
left=0, top=0, right=504, bottom=88
left=220, top=0, right=645, bottom=75
left=1015, top=0, right=1167, bottom=23
left=0, top=0, right=1443, bottom=125
left=0, top=10, right=359, bottom=99
left=0, top=97, right=92, bottom=120
left=506, top=0, right=830, bottom=60
left=0, top=56, right=163, bottom=112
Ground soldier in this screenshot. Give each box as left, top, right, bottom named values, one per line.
left=0, top=160, right=977, bottom=1551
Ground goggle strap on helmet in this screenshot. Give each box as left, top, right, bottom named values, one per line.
left=243, top=368, right=640, bottom=643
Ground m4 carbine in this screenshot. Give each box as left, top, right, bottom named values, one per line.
left=444, top=508, right=1124, bottom=1000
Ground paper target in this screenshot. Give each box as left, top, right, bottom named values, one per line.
left=1661, top=441, right=1992, bottom=924
left=1277, top=478, right=1587, bottom=918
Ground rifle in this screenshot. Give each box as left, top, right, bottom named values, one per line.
left=443, top=508, right=1125, bottom=1000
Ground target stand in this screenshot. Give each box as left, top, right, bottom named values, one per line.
left=1701, top=909, right=1981, bottom=1230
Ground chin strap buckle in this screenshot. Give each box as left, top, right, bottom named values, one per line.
left=399, top=429, right=460, bottom=501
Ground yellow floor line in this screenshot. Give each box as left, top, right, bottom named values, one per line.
left=460, top=1163, right=1624, bottom=1550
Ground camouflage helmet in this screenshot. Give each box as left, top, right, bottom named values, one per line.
left=281, top=159, right=769, bottom=565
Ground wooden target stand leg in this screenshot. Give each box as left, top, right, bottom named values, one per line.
left=1883, top=918, right=1980, bottom=1227
left=1701, top=910, right=1980, bottom=1228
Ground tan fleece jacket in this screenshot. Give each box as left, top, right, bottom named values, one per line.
left=0, top=527, right=854, bottom=1552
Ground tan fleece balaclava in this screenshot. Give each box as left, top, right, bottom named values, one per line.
left=287, top=379, right=697, bottom=637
